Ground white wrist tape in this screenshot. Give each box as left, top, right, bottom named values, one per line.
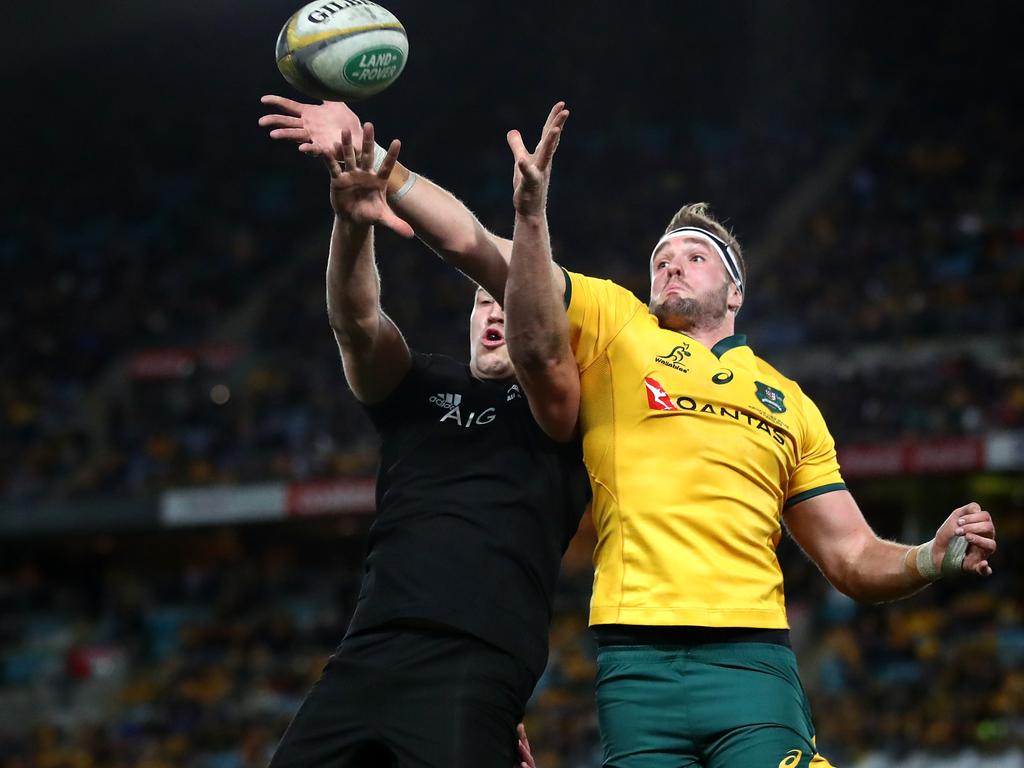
left=915, top=536, right=968, bottom=581
left=372, top=142, right=388, bottom=172
left=387, top=172, right=417, bottom=204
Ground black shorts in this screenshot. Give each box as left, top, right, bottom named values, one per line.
left=269, top=626, right=535, bottom=768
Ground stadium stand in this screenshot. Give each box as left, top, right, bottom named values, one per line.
left=2, top=2, right=1020, bottom=766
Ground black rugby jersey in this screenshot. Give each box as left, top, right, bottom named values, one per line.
left=346, top=351, right=590, bottom=681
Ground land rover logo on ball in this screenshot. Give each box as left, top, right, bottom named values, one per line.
left=344, top=46, right=404, bottom=85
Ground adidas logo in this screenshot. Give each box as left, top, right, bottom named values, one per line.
left=507, top=384, right=522, bottom=401
left=429, top=392, right=462, bottom=409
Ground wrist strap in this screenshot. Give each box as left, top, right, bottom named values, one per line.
left=915, top=540, right=941, bottom=581
left=372, top=142, right=387, bottom=172
left=942, top=535, right=968, bottom=577
left=915, top=536, right=968, bottom=582
left=387, top=171, right=417, bottom=204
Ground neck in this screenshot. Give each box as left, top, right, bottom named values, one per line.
left=677, top=319, right=737, bottom=351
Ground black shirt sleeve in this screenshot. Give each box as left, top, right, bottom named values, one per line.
left=362, top=350, right=432, bottom=432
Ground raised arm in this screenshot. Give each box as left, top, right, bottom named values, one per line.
left=260, top=95, right=510, bottom=299
left=322, top=123, right=414, bottom=403
left=503, top=103, right=578, bottom=442
left=784, top=492, right=995, bottom=602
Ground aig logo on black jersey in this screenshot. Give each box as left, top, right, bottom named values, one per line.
left=428, top=391, right=496, bottom=428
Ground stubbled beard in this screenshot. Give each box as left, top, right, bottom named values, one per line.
left=651, top=282, right=729, bottom=331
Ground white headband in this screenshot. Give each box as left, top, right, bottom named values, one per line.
left=650, top=226, right=744, bottom=292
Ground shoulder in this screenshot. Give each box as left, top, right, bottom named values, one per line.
left=564, top=270, right=645, bottom=312
left=750, top=356, right=823, bottom=421
left=365, top=350, right=460, bottom=417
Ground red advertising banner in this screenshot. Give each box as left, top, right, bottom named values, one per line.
left=128, top=344, right=242, bottom=380
left=839, top=437, right=986, bottom=479
left=285, top=479, right=376, bottom=517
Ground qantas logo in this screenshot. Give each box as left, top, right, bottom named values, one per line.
left=644, top=377, right=677, bottom=411
left=642, top=376, right=787, bottom=446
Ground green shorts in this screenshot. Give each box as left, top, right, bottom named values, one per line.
left=595, top=641, right=834, bottom=768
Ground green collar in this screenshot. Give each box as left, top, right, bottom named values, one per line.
left=709, top=334, right=748, bottom=359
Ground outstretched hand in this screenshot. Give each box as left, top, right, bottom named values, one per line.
left=933, top=501, right=995, bottom=577
left=323, top=122, right=414, bottom=238
left=259, top=94, right=364, bottom=156
left=506, top=101, right=570, bottom=217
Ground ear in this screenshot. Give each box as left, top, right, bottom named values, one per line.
left=727, top=283, right=743, bottom=313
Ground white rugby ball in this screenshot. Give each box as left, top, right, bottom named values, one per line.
left=275, top=0, right=408, bottom=101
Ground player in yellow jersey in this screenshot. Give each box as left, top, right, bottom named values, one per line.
left=260, top=96, right=998, bottom=767
left=502, top=106, right=998, bottom=767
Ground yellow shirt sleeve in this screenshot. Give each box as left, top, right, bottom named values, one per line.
left=785, top=389, right=847, bottom=508
left=564, top=269, right=646, bottom=371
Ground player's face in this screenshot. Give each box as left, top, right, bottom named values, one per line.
left=649, top=236, right=737, bottom=331
left=469, top=288, right=514, bottom=380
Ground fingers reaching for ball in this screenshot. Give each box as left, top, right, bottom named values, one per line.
left=535, top=102, right=569, bottom=169
left=378, top=139, right=402, bottom=181
left=260, top=94, right=306, bottom=115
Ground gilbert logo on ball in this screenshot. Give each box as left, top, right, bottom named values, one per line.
left=276, top=0, right=408, bottom=101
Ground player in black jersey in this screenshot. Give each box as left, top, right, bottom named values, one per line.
left=264, top=123, right=589, bottom=768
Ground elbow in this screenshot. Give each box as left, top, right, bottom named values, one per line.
left=817, top=551, right=868, bottom=603
left=440, top=229, right=490, bottom=261
left=821, top=556, right=889, bottom=605
left=511, top=358, right=580, bottom=443
left=540, top=415, right=577, bottom=443
left=829, top=577, right=869, bottom=604
left=526, top=386, right=579, bottom=444
left=816, top=530, right=883, bottom=603
left=506, top=325, right=567, bottom=372
left=509, top=343, right=564, bottom=376
left=328, top=310, right=377, bottom=349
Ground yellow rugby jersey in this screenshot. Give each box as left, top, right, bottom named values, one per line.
left=564, top=270, right=846, bottom=628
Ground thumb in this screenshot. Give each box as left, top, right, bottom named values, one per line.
left=382, top=211, right=415, bottom=239
left=517, top=158, right=543, bottom=185
left=321, top=149, right=343, bottom=177
left=507, top=129, right=529, bottom=160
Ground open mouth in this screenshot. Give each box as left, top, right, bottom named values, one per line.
left=482, top=327, right=505, bottom=349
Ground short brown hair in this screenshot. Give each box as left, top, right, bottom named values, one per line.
left=663, top=203, right=746, bottom=290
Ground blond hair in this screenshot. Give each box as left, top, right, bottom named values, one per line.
left=663, top=203, right=746, bottom=290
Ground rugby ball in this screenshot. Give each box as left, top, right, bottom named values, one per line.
left=275, top=1, right=408, bottom=101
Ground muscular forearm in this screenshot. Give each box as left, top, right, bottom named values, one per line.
left=832, top=537, right=930, bottom=603
left=386, top=162, right=510, bottom=298
left=506, top=212, right=568, bottom=368
left=326, top=216, right=380, bottom=344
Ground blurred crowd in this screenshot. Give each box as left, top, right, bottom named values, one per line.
left=3, top=4, right=1022, bottom=765
left=1, top=510, right=1021, bottom=768
left=3, top=11, right=1023, bottom=501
